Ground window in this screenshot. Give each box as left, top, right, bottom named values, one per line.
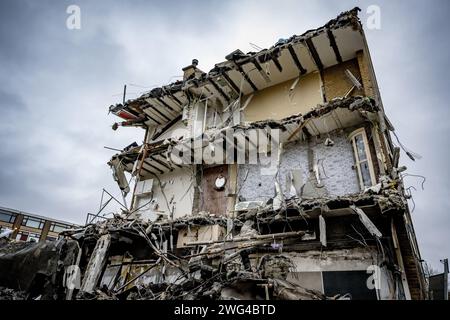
left=21, top=216, right=45, bottom=229
left=349, top=128, right=376, bottom=189
left=50, top=223, right=69, bottom=233
left=16, top=231, right=29, bottom=241
left=323, top=271, right=378, bottom=300
left=0, top=211, right=16, bottom=223
left=288, top=270, right=378, bottom=300
left=27, top=233, right=40, bottom=242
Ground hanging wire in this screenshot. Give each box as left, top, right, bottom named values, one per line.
left=392, top=131, right=422, bottom=161
left=401, top=173, right=426, bottom=190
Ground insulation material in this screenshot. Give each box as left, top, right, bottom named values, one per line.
left=350, top=205, right=382, bottom=239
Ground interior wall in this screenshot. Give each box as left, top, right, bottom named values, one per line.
left=149, top=119, right=190, bottom=143
left=134, top=167, right=195, bottom=220
left=322, top=58, right=363, bottom=101
left=237, top=131, right=360, bottom=203
left=242, top=72, right=323, bottom=122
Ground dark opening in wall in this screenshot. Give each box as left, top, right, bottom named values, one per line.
left=323, top=270, right=377, bottom=300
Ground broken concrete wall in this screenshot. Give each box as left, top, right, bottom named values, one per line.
left=177, top=224, right=226, bottom=247
left=0, top=239, right=80, bottom=299
left=133, top=167, right=195, bottom=220
left=242, top=72, right=323, bottom=122
left=250, top=247, right=395, bottom=300
left=237, top=130, right=360, bottom=203
left=286, top=247, right=377, bottom=272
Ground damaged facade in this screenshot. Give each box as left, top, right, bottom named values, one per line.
left=0, top=8, right=427, bottom=300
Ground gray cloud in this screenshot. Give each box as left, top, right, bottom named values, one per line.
left=0, top=0, right=448, bottom=272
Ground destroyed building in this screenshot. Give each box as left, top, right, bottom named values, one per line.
left=0, top=7, right=427, bottom=300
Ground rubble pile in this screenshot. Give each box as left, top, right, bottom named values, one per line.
left=0, top=287, right=26, bottom=300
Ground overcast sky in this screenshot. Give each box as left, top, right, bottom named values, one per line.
left=0, top=0, right=449, bottom=272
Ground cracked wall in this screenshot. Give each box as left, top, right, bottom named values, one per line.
left=134, top=167, right=195, bottom=220
left=242, top=72, right=323, bottom=122
left=237, top=130, right=360, bottom=202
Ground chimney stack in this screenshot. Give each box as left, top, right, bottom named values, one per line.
left=182, top=59, right=202, bottom=81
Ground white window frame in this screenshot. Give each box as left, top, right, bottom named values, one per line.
left=349, top=128, right=377, bottom=190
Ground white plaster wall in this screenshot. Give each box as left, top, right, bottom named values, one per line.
left=287, top=248, right=377, bottom=272
left=237, top=131, right=360, bottom=202
left=150, top=119, right=190, bottom=142
left=134, top=167, right=195, bottom=220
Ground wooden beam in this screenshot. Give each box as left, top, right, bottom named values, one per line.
left=272, top=57, right=283, bottom=72
left=305, top=38, right=323, bottom=71
left=156, top=97, right=176, bottom=112
left=146, top=105, right=171, bottom=122
left=252, top=59, right=271, bottom=83
left=236, top=64, right=258, bottom=91
left=168, top=93, right=183, bottom=107
left=143, top=159, right=164, bottom=174
left=222, top=72, right=240, bottom=94
left=288, top=45, right=307, bottom=75
left=287, top=120, right=309, bottom=141
left=327, top=29, right=343, bottom=63
left=150, top=156, right=172, bottom=171
left=209, top=79, right=230, bottom=103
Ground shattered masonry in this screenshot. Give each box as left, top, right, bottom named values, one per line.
left=0, top=7, right=427, bottom=300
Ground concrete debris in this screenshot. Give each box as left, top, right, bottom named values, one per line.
left=0, top=287, right=26, bottom=300
left=0, top=239, right=80, bottom=300
left=272, top=279, right=327, bottom=300
left=350, top=205, right=382, bottom=239
left=0, top=180, right=408, bottom=300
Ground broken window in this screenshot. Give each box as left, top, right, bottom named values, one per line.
left=349, top=128, right=376, bottom=189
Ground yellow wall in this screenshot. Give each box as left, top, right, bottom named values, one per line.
left=322, top=58, right=363, bottom=101
left=242, top=72, right=323, bottom=122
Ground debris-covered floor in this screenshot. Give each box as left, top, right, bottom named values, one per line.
left=0, top=179, right=418, bottom=300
